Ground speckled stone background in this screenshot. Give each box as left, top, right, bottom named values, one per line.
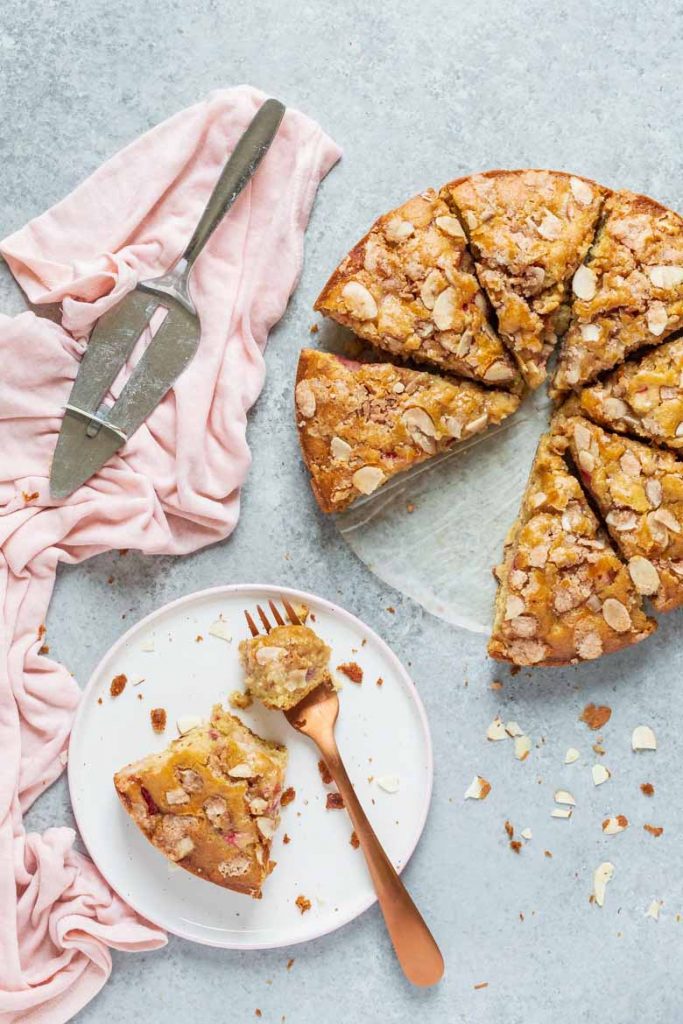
left=2, top=1, right=683, bottom=1021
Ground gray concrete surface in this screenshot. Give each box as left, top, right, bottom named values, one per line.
left=2, top=1, right=683, bottom=1021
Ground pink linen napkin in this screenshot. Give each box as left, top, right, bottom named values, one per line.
left=0, top=85, right=340, bottom=1023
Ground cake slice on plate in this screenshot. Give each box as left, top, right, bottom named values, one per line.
left=295, top=348, right=520, bottom=513
left=564, top=416, right=683, bottom=611
left=239, top=624, right=331, bottom=710
left=114, top=706, right=287, bottom=897
left=488, top=429, right=655, bottom=666
left=314, top=189, right=519, bottom=388
left=578, top=335, right=683, bottom=451
left=553, top=190, right=683, bottom=394
left=442, top=170, right=604, bottom=389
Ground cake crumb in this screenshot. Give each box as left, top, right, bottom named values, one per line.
left=504, top=820, right=514, bottom=840
left=473, top=982, right=489, bottom=990
left=295, top=895, right=311, bottom=915
left=350, top=830, right=360, bottom=849
left=644, top=824, right=664, bottom=837
left=406, top=502, right=416, bottom=513
left=490, top=680, right=503, bottom=691
left=309, top=323, right=319, bottom=334
left=255, top=1011, right=262, bottom=1018
left=150, top=707, right=167, bottom=733
left=229, top=689, right=253, bottom=710
left=110, top=674, right=127, bottom=697
left=195, top=634, right=204, bottom=643
left=641, top=782, right=655, bottom=797
left=580, top=703, right=612, bottom=731
left=510, top=840, right=522, bottom=854
left=38, top=644, right=50, bottom=655
left=318, top=759, right=333, bottom=785
left=326, top=792, right=345, bottom=810
left=286, top=958, right=295, bottom=970
left=376, top=676, right=384, bottom=687
left=544, top=850, right=553, bottom=858
left=97, top=697, right=103, bottom=705
left=283, top=834, right=291, bottom=845
left=337, top=662, right=363, bottom=684
left=386, top=606, right=395, bottom=614
left=22, top=490, right=39, bottom=503
left=281, top=787, right=296, bottom=807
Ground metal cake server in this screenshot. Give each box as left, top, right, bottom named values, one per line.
left=50, top=97, right=286, bottom=499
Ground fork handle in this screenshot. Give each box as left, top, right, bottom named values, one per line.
left=317, top=735, right=444, bottom=987
left=182, top=98, right=285, bottom=269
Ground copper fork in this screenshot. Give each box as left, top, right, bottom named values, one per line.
left=244, top=598, right=444, bottom=987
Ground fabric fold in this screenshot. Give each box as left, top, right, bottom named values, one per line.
left=0, top=84, right=340, bottom=1023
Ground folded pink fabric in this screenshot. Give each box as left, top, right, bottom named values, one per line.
left=0, top=85, right=340, bottom=1023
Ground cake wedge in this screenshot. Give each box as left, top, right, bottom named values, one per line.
left=553, top=190, right=683, bottom=394
left=564, top=416, right=683, bottom=611
left=488, top=430, right=655, bottom=666
left=114, top=706, right=287, bottom=897
left=314, top=189, right=519, bottom=388
left=295, top=348, right=520, bottom=513
left=442, top=170, right=605, bottom=389
left=578, top=335, right=683, bottom=451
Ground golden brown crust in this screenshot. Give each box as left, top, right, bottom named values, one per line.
left=295, top=348, right=520, bottom=513
left=114, top=707, right=287, bottom=897
left=488, top=429, right=655, bottom=666
left=553, top=190, right=683, bottom=393
left=578, top=335, right=683, bottom=451
left=563, top=416, right=683, bottom=611
left=442, top=170, right=605, bottom=389
left=314, top=189, right=519, bottom=388
left=239, top=624, right=331, bottom=711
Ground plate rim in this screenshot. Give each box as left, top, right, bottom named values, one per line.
left=68, top=582, right=434, bottom=950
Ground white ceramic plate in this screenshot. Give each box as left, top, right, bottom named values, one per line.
left=69, top=584, right=433, bottom=949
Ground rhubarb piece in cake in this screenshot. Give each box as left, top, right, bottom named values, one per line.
left=295, top=348, right=520, bottom=513
left=565, top=416, right=683, bottom=611
left=239, top=624, right=331, bottom=711
left=553, top=190, right=683, bottom=394
left=578, top=336, right=683, bottom=451
left=442, top=170, right=604, bottom=389
left=488, top=431, right=655, bottom=666
left=114, top=706, right=287, bottom=897
left=314, top=190, right=518, bottom=388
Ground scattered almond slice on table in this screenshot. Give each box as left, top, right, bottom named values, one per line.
left=465, top=776, right=491, bottom=801
left=521, top=828, right=533, bottom=840
left=551, top=807, right=572, bottom=819
left=554, top=790, right=576, bottom=806
left=646, top=899, right=663, bottom=921
left=632, top=726, right=657, bottom=751
left=602, top=815, right=629, bottom=835
left=592, top=764, right=611, bottom=786
left=514, top=735, right=532, bottom=761
left=564, top=747, right=580, bottom=764
left=376, top=774, right=400, bottom=794
left=208, top=615, right=232, bottom=642
left=486, top=716, right=508, bottom=741
left=592, top=862, right=615, bottom=907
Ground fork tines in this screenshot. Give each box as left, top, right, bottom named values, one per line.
left=243, top=597, right=302, bottom=636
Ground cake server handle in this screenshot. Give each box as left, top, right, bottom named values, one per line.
left=316, top=733, right=445, bottom=987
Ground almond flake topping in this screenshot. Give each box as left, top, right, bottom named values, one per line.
left=341, top=281, right=378, bottom=320
left=464, top=775, right=491, bottom=800
left=628, top=556, right=660, bottom=596
left=602, top=598, right=632, bottom=633
left=592, top=861, right=615, bottom=907
left=569, top=177, right=594, bottom=205
left=564, top=747, right=580, bottom=764
left=648, top=265, right=683, bottom=289
left=176, top=715, right=203, bottom=736
left=554, top=789, right=576, bottom=806
left=352, top=466, right=385, bottom=495
left=632, top=725, right=657, bottom=751
left=434, top=214, right=465, bottom=239
left=572, top=264, right=597, bottom=300
left=330, top=436, right=353, bottom=461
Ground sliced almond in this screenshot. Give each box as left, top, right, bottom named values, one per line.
left=330, top=436, right=353, bottom=461
left=554, top=789, right=576, bottom=806
left=645, top=899, right=663, bottom=921
left=505, top=721, right=524, bottom=738
left=578, top=449, right=595, bottom=473
left=486, top=716, right=508, bottom=741
left=420, top=268, right=446, bottom=310
left=602, top=815, right=629, bottom=835
left=208, top=616, right=232, bottom=642
left=570, top=177, right=594, bottom=206
left=628, top=556, right=660, bottom=595
left=573, top=421, right=592, bottom=451
left=602, top=598, right=632, bottom=633
left=592, top=861, right=615, bottom=907
left=564, top=747, right=580, bottom=764
left=505, top=595, right=525, bottom=620
left=551, top=807, right=572, bottom=819
left=645, top=479, right=663, bottom=507
left=171, top=837, right=195, bottom=861
left=165, top=788, right=190, bottom=805
left=580, top=323, right=600, bottom=342
left=602, top=397, right=629, bottom=419
left=352, top=466, right=385, bottom=495
left=384, top=217, right=414, bottom=243
left=520, top=828, right=533, bottom=840
left=255, top=645, right=286, bottom=665
left=572, top=264, right=597, bottom=301
left=228, top=762, right=257, bottom=779
left=435, top=214, right=465, bottom=239
left=432, top=287, right=458, bottom=332
left=376, top=774, right=400, bottom=793
left=256, top=816, right=277, bottom=840
left=484, top=360, right=515, bottom=383
left=464, top=775, right=491, bottom=800
left=249, top=797, right=268, bottom=815
left=632, top=725, right=657, bottom=751
left=403, top=406, right=438, bottom=438
left=341, top=280, right=378, bottom=320
left=295, top=381, right=316, bottom=418
left=653, top=507, right=681, bottom=532
left=648, top=265, right=683, bottom=290
left=537, top=209, right=563, bottom=240
left=514, top=735, right=532, bottom=761
left=592, top=763, right=611, bottom=786
left=646, top=301, right=668, bottom=336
